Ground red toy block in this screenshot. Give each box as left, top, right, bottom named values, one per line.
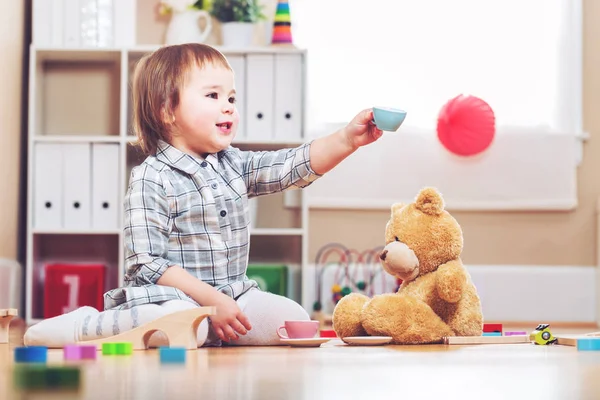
left=483, top=323, right=503, bottom=333
left=319, top=330, right=337, bottom=338
left=44, top=263, right=105, bottom=318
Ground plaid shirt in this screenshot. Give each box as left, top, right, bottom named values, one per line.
left=104, top=139, right=320, bottom=310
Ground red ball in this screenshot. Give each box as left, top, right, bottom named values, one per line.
left=437, top=94, right=496, bottom=156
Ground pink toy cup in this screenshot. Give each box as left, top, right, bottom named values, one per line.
left=277, top=320, right=319, bottom=339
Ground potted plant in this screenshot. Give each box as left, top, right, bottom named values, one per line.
left=209, top=0, right=266, bottom=47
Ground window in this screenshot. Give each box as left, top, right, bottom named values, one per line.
left=291, top=0, right=582, bottom=137
left=291, top=0, right=582, bottom=211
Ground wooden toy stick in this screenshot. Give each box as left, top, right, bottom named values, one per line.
left=0, top=309, right=18, bottom=344
left=77, top=307, right=215, bottom=350
left=443, top=335, right=530, bottom=345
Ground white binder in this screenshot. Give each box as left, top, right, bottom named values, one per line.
left=62, top=0, right=81, bottom=47
left=33, top=143, right=63, bottom=230
left=228, top=55, right=246, bottom=141
left=246, top=54, right=274, bottom=141
left=91, top=143, right=120, bottom=230
left=274, top=54, right=303, bottom=141
left=62, top=143, right=91, bottom=229
left=113, top=0, right=136, bottom=46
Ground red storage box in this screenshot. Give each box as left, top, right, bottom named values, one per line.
left=44, top=263, right=105, bottom=318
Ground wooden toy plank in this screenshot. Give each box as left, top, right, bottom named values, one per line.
left=444, top=335, right=530, bottom=345
left=76, top=306, right=215, bottom=350
left=0, top=309, right=18, bottom=344
left=556, top=332, right=600, bottom=347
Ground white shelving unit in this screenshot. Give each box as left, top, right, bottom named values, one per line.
left=25, top=45, right=310, bottom=325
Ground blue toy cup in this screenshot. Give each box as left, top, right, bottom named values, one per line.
left=372, top=107, right=407, bottom=131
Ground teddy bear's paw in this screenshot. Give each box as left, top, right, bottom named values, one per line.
left=362, top=294, right=455, bottom=344
left=332, top=293, right=370, bottom=338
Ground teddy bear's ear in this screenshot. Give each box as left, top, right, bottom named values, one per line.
left=415, top=187, right=445, bottom=215
left=390, top=202, right=405, bottom=217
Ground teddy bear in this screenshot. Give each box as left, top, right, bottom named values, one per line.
left=331, top=187, right=483, bottom=344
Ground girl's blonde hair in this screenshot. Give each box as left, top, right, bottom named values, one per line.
left=131, top=43, right=232, bottom=156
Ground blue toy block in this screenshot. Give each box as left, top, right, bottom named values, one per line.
left=577, top=338, right=600, bottom=351
left=482, top=332, right=502, bottom=337
left=14, top=346, right=48, bottom=363
left=159, top=347, right=186, bottom=364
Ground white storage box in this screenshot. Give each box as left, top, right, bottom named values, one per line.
left=0, top=258, right=21, bottom=310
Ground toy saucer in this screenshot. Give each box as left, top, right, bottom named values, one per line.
left=342, top=336, right=393, bottom=346
left=279, top=338, right=331, bottom=347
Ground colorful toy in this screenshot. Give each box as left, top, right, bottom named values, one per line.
left=64, top=345, right=97, bottom=360
left=482, top=332, right=501, bottom=337
left=483, top=323, right=503, bottom=333
left=529, top=324, right=557, bottom=345
left=13, top=365, right=80, bottom=390
left=332, top=187, right=484, bottom=344
left=505, top=331, right=527, bottom=336
left=15, top=346, right=48, bottom=363
left=576, top=338, right=600, bottom=351
left=159, top=347, right=187, bottom=364
left=0, top=308, right=18, bottom=344
left=77, top=307, right=215, bottom=351
left=102, top=342, right=133, bottom=355
left=271, top=0, right=293, bottom=44
left=437, top=94, right=495, bottom=157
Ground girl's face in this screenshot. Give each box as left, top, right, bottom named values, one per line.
left=170, top=63, right=239, bottom=158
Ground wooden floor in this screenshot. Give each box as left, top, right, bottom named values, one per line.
left=2, top=319, right=600, bottom=400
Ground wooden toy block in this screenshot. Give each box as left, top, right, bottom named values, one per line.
left=483, top=323, right=503, bottom=333
left=0, top=308, right=18, bottom=344
left=159, top=346, right=186, bottom=364
left=77, top=306, right=215, bottom=351
left=444, top=335, right=530, bottom=345
left=102, top=342, right=133, bottom=356
left=63, top=345, right=97, bottom=360
left=13, top=365, right=80, bottom=390
left=505, top=331, right=527, bottom=336
left=14, top=346, right=48, bottom=363
left=482, top=332, right=502, bottom=337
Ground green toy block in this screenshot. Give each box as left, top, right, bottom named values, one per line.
left=116, top=342, right=133, bottom=355
left=102, top=343, right=117, bottom=355
left=247, top=264, right=288, bottom=297
left=102, top=342, right=133, bottom=355
left=13, top=365, right=80, bottom=390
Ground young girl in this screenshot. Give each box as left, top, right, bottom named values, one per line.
left=25, top=43, right=383, bottom=348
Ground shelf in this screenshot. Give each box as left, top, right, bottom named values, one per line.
left=33, top=50, right=121, bottom=137
left=33, top=47, right=121, bottom=62
left=34, top=135, right=122, bottom=143
left=32, top=45, right=306, bottom=58
left=29, top=234, right=120, bottom=320
left=126, top=136, right=306, bottom=148
left=251, top=228, right=305, bottom=236
left=32, top=228, right=121, bottom=235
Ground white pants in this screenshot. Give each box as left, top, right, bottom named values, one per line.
left=24, top=288, right=310, bottom=348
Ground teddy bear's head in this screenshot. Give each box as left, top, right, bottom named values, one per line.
left=380, top=187, right=463, bottom=283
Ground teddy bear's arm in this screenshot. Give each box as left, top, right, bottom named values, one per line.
left=435, top=259, right=467, bottom=303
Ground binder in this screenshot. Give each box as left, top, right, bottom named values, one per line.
left=91, top=143, right=120, bottom=230
left=33, top=143, right=63, bottom=230
left=246, top=54, right=274, bottom=141
left=62, top=143, right=91, bottom=229
left=274, top=54, right=303, bottom=141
